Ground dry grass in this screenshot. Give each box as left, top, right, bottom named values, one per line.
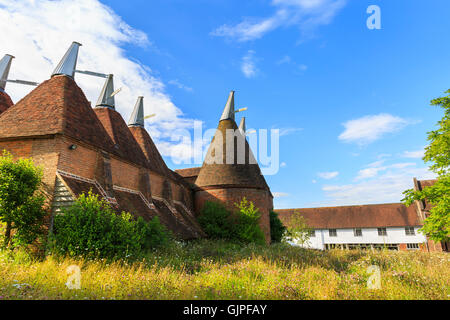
left=0, top=240, right=448, bottom=300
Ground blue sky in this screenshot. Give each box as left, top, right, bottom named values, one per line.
left=1, top=0, right=449, bottom=208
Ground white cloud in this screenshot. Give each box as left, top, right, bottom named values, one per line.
left=280, top=162, right=287, bottom=167
left=241, top=50, right=258, bottom=78
left=320, top=163, right=436, bottom=206
left=355, top=161, right=416, bottom=181
left=402, top=149, right=425, bottom=159
left=276, top=55, right=292, bottom=65
left=318, top=171, right=339, bottom=179
left=0, top=0, right=199, bottom=160
left=211, top=0, right=347, bottom=42
left=273, top=192, right=290, bottom=198
left=338, top=113, right=414, bottom=145
left=168, top=79, right=193, bottom=92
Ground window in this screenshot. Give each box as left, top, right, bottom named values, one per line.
left=405, top=227, right=415, bottom=236
left=354, top=228, right=362, bottom=237
left=378, top=228, right=387, bottom=236
left=309, top=230, right=316, bottom=237
left=329, top=229, right=337, bottom=237
left=407, top=243, right=420, bottom=250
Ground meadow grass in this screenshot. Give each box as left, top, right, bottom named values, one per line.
left=0, top=240, right=448, bottom=300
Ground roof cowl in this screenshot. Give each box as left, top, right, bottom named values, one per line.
left=128, top=96, right=145, bottom=127
left=0, top=54, right=14, bottom=92
left=96, top=74, right=115, bottom=109
left=51, top=42, right=82, bottom=78
left=238, top=117, right=246, bottom=134
left=219, top=90, right=235, bottom=121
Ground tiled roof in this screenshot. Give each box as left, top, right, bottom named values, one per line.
left=276, top=203, right=422, bottom=229
left=59, top=174, right=201, bottom=240
left=416, top=179, right=438, bottom=211
left=195, top=119, right=268, bottom=189
left=128, top=126, right=170, bottom=177
left=94, top=107, right=149, bottom=168
left=0, top=75, right=119, bottom=156
left=0, top=91, right=13, bottom=115
left=175, top=167, right=201, bottom=178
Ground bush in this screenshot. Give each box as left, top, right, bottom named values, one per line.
left=198, top=198, right=266, bottom=245
left=197, top=201, right=235, bottom=240
left=49, top=191, right=170, bottom=260
left=0, top=151, right=47, bottom=249
left=234, top=198, right=266, bottom=245
left=270, top=210, right=286, bottom=243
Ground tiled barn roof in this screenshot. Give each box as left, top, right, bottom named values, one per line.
left=0, top=91, right=13, bottom=115
left=175, top=167, right=201, bottom=178
left=0, top=75, right=120, bottom=156
left=276, top=203, right=422, bottom=229
left=94, top=107, right=149, bottom=168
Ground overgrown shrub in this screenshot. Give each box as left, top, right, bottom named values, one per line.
left=234, top=198, right=266, bottom=245
left=0, top=151, right=47, bottom=249
left=197, top=201, right=235, bottom=240
left=49, top=191, right=170, bottom=260
left=270, top=210, right=286, bottom=243
left=198, top=198, right=265, bottom=244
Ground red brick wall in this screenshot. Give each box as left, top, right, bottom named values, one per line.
left=150, top=173, right=165, bottom=198
left=57, top=137, right=98, bottom=179
left=110, top=157, right=140, bottom=190
left=195, top=187, right=272, bottom=244
left=0, top=137, right=59, bottom=204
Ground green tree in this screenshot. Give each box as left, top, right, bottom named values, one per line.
left=0, top=151, right=47, bottom=248
left=269, top=210, right=286, bottom=243
left=402, top=89, right=450, bottom=242
left=284, top=211, right=313, bottom=246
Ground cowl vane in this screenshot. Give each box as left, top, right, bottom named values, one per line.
left=0, top=54, right=14, bottom=92
left=219, top=90, right=235, bottom=121
left=96, top=74, right=115, bottom=109
left=52, top=42, right=82, bottom=78
left=128, top=96, right=145, bottom=127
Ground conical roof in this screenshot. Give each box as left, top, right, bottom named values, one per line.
left=195, top=93, right=267, bottom=189
left=94, top=106, right=149, bottom=168
left=0, top=91, right=13, bottom=115
left=127, top=97, right=173, bottom=177
left=129, top=127, right=174, bottom=177
left=0, top=75, right=119, bottom=156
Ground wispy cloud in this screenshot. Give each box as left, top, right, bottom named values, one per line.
left=338, top=113, right=416, bottom=145
left=318, top=171, right=339, bottom=179
left=319, top=162, right=435, bottom=206
left=0, top=0, right=200, bottom=160
left=211, top=0, right=347, bottom=42
left=168, top=79, right=193, bottom=92
left=241, top=50, right=259, bottom=78
left=276, top=55, right=308, bottom=73
left=402, top=148, right=425, bottom=159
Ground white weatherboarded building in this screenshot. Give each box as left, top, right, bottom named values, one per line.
left=277, top=201, right=439, bottom=252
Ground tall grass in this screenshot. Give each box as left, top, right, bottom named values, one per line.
left=0, top=240, right=448, bottom=300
